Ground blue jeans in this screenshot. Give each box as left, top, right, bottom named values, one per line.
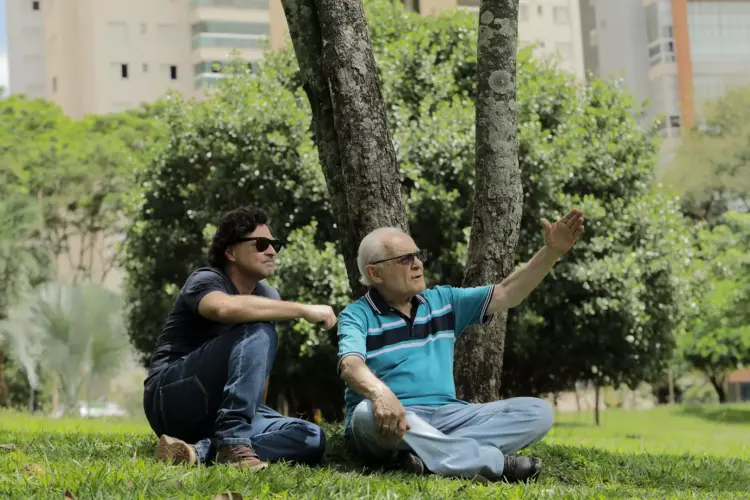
left=349, top=397, right=553, bottom=480
left=143, top=322, right=325, bottom=465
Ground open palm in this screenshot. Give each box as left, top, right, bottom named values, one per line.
left=541, top=209, right=584, bottom=255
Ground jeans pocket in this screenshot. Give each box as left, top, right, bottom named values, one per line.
left=158, top=376, right=209, bottom=436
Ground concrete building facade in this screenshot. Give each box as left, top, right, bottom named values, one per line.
left=6, top=0, right=47, bottom=99
left=5, top=0, right=289, bottom=117
left=415, top=0, right=587, bottom=80
left=581, top=0, right=750, bottom=149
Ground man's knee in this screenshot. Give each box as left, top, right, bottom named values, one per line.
left=230, top=322, right=278, bottom=357
left=528, top=398, right=554, bottom=436
left=299, top=422, right=327, bottom=464
left=350, top=400, right=377, bottom=435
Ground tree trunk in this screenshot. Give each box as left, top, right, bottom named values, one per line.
left=281, top=0, right=409, bottom=298
left=0, top=347, right=7, bottom=406
left=708, top=374, right=727, bottom=403
left=454, top=0, right=523, bottom=403
left=667, top=363, right=675, bottom=404
left=594, top=383, right=601, bottom=426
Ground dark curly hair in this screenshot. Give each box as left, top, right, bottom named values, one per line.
left=208, top=205, right=269, bottom=269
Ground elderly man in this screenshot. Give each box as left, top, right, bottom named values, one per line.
left=337, top=209, right=584, bottom=482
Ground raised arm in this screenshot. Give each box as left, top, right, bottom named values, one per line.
left=488, top=208, right=584, bottom=314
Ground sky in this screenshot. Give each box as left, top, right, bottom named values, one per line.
left=0, top=0, right=7, bottom=93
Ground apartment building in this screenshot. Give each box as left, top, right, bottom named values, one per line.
left=581, top=0, right=750, bottom=167
left=5, top=0, right=289, bottom=117
left=413, top=0, right=587, bottom=80
left=6, top=0, right=46, bottom=98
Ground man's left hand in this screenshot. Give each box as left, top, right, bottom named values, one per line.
left=541, top=208, right=584, bottom=256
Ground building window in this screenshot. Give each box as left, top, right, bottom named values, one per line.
left=191, top=0, right=267, bottom=7
left=121, top=64, right=129, bottom=79
left=142, top=63, right=149, bottom=72
left=170, top=65, right=178, bottom=80
left=141, top=23, right=147, bottom=34
left=52, top=77, right=57, bottom=92
left=191, top=20, right=269, bottom=36
left=553, top=6, right=570, bottom=25
left=32, top=1, right=40, bottom=10
left=194, top=60, right=226, bottom=75
left=519, top=4, right=529, bottom=22
left=192, top=34, right=263, bottom=50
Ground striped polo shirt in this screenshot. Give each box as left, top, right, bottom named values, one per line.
left=337, top=284, right=495, bottom=435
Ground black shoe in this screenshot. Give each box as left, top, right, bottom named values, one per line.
left=396, top=451, right=426, bottom=475
left=501, top=454, right=542, bottom=483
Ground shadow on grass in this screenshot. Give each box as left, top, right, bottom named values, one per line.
left=679, top=404, right=750, bottom=425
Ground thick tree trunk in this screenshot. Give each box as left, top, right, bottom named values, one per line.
left=454, top=0, right=523, bottom=403
left=281, top=0, right=408, bottom=298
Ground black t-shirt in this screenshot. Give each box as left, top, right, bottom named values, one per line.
left=144, top=267, right=280, bottom=384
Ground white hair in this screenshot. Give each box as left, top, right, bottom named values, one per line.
left=357, top=227, right=407, bottom=286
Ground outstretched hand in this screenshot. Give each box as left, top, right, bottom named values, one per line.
left=541, top=208, right=584, bottom=255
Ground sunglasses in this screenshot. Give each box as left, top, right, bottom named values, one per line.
left=370, top=250, right=424, bottom=266
left=234, top=236, right=285, bottom=253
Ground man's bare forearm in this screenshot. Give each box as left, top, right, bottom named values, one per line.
left=489, top=245, right=562, bottom=312
left=199, top=291, right=307, bottom=323
left=339, top=355, right=390, bottom=400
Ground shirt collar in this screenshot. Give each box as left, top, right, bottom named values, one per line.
left=365, top=287, right=426, bottom=316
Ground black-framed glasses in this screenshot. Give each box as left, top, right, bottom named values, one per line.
left=233, top=236, right=285, bottom=253
left=370, top=250, right=423, bottom=266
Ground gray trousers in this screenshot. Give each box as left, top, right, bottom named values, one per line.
left=350, top=397, right=553, bottom=480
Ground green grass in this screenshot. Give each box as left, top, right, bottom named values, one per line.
left=1, top=404, right=749, bottom=499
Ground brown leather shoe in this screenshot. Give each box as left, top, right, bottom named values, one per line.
left=216, top=444, right=268, bottom=471
left=155, top=435, right=197, bottom=466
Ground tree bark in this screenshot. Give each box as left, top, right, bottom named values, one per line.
left=667, top=363, right=675, bottom=405
left=281, top=0, right=408, bottom=298
left=594, top=383, right=601, bottom=426
left=708, top=373, right=727, bottom=403
left=454, top=0, right=523, bottom=403
left=0, top=347, right=7, bottom=406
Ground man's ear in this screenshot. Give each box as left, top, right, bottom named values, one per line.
left=224, top=246, right=236, bottom=263
left=366, top=264, right=382, bottom=284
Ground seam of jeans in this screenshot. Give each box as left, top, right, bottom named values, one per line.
left=216, top=437, right=254, bottom=446
left=251, top=422, right=311, bottom=445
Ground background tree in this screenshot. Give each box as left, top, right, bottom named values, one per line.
left=0, top=282, right=129, bottom=414
left=678, top=211, right=750, bottom=402
left=663, top=86, right=750, bottom=224
left=0, top=95, right=154, bottom=409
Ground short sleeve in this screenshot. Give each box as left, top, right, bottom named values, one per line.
left=181, top=269, right=228, bottom=315
left=448, top=285, right=495, bottom=334
left=336, top=306, right=367, bottom=373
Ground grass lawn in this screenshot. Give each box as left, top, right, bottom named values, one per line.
left=1, top=404, right=748, bottom=499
